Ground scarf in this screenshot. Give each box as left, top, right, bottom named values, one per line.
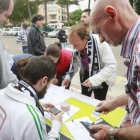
left=15, top=80, right=44, bottom=116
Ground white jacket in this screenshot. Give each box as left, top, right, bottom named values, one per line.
left=65, top=34, right=117, bottom=90
left=89, top=34, right=117, bottom=90
left=0, top=83, right=61, bottom=140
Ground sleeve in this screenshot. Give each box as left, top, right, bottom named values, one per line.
left=58, top=30, right=63, bottom=39
left=89, top=42, right=117, bottom=87
left=14, top=106, right=61, bottom=140
left=0, top=41, right=18, bottom=89
left=16, top=31, right=23, bottom=44
left=28, top=29, right=45, bottom=55
left=65, top=49, right=80, bottom=81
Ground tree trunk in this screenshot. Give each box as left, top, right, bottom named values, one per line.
left=45, top=0, right=47, bottom=25
left=12, top=19, right=16, bottom=27
left=66, top=4, right=70, bottom=26
left=88, top=0, right=91, bottom=9
left=26, top=0, right=32, bottom=21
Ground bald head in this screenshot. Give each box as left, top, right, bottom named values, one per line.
left=90, top=0, right=138, bottom=46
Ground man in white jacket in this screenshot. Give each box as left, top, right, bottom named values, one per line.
left=0, top=56, right=63, bottom=140
left=62, top=25, right=117, bottom=100
left=0, top=0, right=18, bottom=89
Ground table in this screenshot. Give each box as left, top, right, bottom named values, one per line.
left=45, top=89, right=126, bottom=140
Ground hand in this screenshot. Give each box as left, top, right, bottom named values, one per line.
left=96, top=99, right=116, bottom=114
left=51, top=111, right=64, bottom=123
left=63, top=36, right=66, bottom=38
left=89, top=124, right=111, bottom=140
left=62, top=79, right=70, bottom=87
left=53, top=78, right=58, bottom=85
left=42, top=103, right=54, bottom=112
left=82, top=79, right=92, bottom=87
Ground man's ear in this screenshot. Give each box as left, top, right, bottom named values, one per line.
left=41, top=76, right=48, bottom=86
left=105, top=6, right=117, bottom=21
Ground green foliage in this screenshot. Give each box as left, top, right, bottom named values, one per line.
left=134, top=1, right=140, bottom=15
left=129, top=0, right=140, bottom=15
left=64, top=22, right=75, bottom=26
left=8, top=0, right=38, bottom=26
left=70, top=9, right=82, bottom=22
left=57, top=0, right=79, bottom=6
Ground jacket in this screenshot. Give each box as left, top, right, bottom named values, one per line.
left=0, top=38, right=18, bottom=89
left=58, top=29, right=67, bottom=43
left=56, top=49, right=72, bottom=77
left=16, top=29, right=28, bottom=47
left=27, top=23, right=46, bottom=56
left=0, top=83, right=61, bottom=140
left=65, top=34, right=117, bottom=90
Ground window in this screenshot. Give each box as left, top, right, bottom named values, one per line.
left=50, top=15, right=56, bottom=19
left=38, top=9, right=41, bottom=12
left=48, top=7, right=57, bottom=12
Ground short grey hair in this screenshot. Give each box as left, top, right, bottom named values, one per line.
left=0, top=0, right=11, bottom=14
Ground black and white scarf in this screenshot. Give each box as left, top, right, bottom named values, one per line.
left=15, top=80, right=44, bottom=116
left=67, top=34, right=102, bottom=89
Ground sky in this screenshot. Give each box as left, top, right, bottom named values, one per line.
left=69, top=0, right=95, bottom=13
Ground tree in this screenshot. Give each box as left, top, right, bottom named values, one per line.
left=8, top=0, right=38, bottom=26
left=129, top=0, right=140, bottom=15
left=70, top=9, right=82, bottom=23
left=57, top=0, right=80, bottom=26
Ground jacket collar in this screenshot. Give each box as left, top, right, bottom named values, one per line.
left=31, top=23, right=39, bottom=31
left=4, top=83, right=36, bottom=106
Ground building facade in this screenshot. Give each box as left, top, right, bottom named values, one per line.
left=38, top=1, right=67, bottom=24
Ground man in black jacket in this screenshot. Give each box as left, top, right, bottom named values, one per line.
left=27, top=14, right=46, bottom=56
left=58, top=25, right=67, bottom=49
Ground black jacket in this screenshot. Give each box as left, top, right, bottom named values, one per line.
left=58, top=29, right=67, bottom=43
left=27, top=23, right=46, bottom=56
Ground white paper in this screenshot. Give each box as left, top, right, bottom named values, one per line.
left=65, top=117, right=95, bottom=140
left=55, top=104, right=80, bottom=123
left=44, top=104, right=80, bottom=123
left=40, top=84, right=71, bottom=105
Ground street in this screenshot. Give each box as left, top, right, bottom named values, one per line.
left=1, top=34, right=127, bottom=77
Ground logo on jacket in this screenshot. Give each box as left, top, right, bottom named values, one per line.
left=0, top=106, right=7, bottom=131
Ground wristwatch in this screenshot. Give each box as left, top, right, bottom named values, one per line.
left=110, top=127, right=117, bottom=140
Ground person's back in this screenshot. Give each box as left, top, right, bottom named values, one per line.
left=11, top=54, right=36, bottom=80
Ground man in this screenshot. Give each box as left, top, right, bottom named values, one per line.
left=81, top=9, right=92, bottom=32
left=0, top=0, right=18, bottom=89
left=27, top=14, right=46, bottom=56
left=89, top=0, right=140, bottom=139
left=0, top=56, right=63, bottom=139
left=16, top=22, right=28, bottom=54
left=57, top=25, right=67, bottom=49
left=62, top=24, right=117, bottom=100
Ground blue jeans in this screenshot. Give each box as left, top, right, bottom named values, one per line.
left=22, top=46, right=28, bottom=54
left=61, top=43, right=66, bottom=49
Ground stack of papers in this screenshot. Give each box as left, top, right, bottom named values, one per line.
left=65, top=117, right=95, bottom=140
left=40, top=84, right=71, bottom=105
left=44, top=104, right=80, bottom=123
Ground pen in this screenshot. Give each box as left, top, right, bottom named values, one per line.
left=67, top=112, right=74, bottom=123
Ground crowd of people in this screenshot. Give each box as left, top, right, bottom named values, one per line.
left=0, top=0, right=140, bottom=139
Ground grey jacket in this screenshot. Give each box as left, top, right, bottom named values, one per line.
left=0, top=38, right=18, bottom=89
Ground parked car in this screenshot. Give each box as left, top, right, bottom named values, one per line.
left=2, top=28, right=13, bottom=36
left=12, top=27, right=21, bottom=36
left=40, top=26, right=55, bottom=37
left=48, top=28, right=60, bottom=38
left=65, top=26, right=71, bottom=36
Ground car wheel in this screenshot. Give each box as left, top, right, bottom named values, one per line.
left=4, top=33, right=7, bottom=36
